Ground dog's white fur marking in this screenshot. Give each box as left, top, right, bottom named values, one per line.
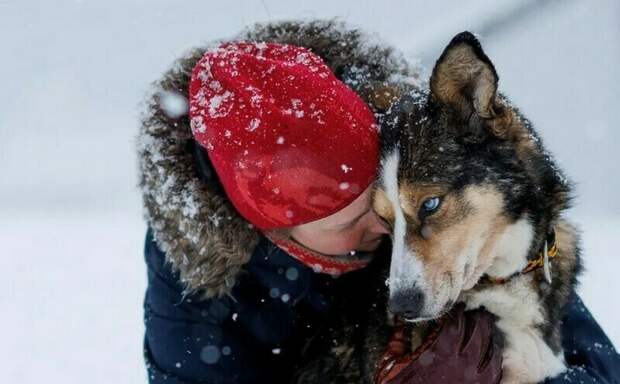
left=463, top=279, right=566, bottom=383
left=381, top=150, right=425, bottom=295
left=464, top=217, right=566, bottom=383
left=462, top=215, right=564, bottom=382
left=485, top=218, right=533, bottom=279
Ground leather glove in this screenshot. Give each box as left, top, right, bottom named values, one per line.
left=375, top=303, right=503, bottom=384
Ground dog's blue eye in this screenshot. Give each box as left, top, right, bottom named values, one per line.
left=422, top=197, right=441, bottom=214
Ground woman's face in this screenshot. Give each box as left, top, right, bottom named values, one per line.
left=289, top=185, right=390, bottom=256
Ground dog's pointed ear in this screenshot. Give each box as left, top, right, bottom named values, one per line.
left=430, top=32, right=501, bottom=133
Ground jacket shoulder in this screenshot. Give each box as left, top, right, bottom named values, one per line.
left=548, top=293, right=620, bottom=383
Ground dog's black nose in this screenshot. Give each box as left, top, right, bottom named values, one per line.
left=389, top=288, right=425, bottom=319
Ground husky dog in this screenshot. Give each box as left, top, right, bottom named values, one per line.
left=372, top=32, right=582, bottom=383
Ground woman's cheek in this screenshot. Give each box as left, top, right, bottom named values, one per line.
left=342, top=229, right=366, bottom=251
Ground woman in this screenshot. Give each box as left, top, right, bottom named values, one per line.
left=138, top=20, right=619, bottom=383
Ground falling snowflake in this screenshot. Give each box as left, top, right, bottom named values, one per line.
left=200, top=345, right=221, bottom=364
left=285, top=267, right=299, bottom=281
left=159, top=91, right=188, bottom=118
left=269, top=287, right=280, bottom=298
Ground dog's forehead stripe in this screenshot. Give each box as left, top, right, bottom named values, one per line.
left=380, top=151, right=399, bottom=206
left=381, top=150, right=403, bottom=249
left=381, top=149, right=423, bottom=291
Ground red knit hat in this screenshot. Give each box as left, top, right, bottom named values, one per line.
left=188, top=42, right=379, bottom=229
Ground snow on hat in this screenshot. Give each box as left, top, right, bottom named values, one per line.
left=188, top=41, right=379, bottom=229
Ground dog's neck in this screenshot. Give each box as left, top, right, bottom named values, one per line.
left=480, top=219, right=558, bottom=284
left=480, top=229, right=558, bottom=285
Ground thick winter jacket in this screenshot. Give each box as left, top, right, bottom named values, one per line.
left=143, top=228, right=388, bottom=383
left=138, top=20, right=620, bottom=384
left=143, top=232, right=620, bottom=383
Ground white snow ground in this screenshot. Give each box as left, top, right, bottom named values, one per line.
left=1, top=1, right=618, bottom=383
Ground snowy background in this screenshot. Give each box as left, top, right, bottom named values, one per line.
left=1, top=0, right=618, bottom=382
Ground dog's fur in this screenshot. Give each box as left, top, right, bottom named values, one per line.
left=371, top=32, right=582, bottom=384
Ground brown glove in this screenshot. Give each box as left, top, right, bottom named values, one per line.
left=375, top=304, right=503, bottom=384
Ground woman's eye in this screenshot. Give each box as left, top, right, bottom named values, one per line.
left=421, top=197, right=442, bottom=215
left=379, top=216, right=393, bottom=230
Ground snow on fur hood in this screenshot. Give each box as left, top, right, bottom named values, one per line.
left=137, top=19, right=420, bottom=299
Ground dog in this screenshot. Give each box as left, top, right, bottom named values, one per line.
left=371, top=31, right=582, bottom=383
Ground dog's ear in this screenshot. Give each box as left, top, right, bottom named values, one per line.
left=430, top=32, right=508, bottom=140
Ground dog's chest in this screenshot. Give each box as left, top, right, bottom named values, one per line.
left=461, top=278, right=566, bottom=383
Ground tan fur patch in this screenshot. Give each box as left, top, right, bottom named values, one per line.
left=367, top=84, right=403, bottom=112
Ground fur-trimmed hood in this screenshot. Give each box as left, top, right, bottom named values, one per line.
left=137, top=19, right=420, bottom=299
